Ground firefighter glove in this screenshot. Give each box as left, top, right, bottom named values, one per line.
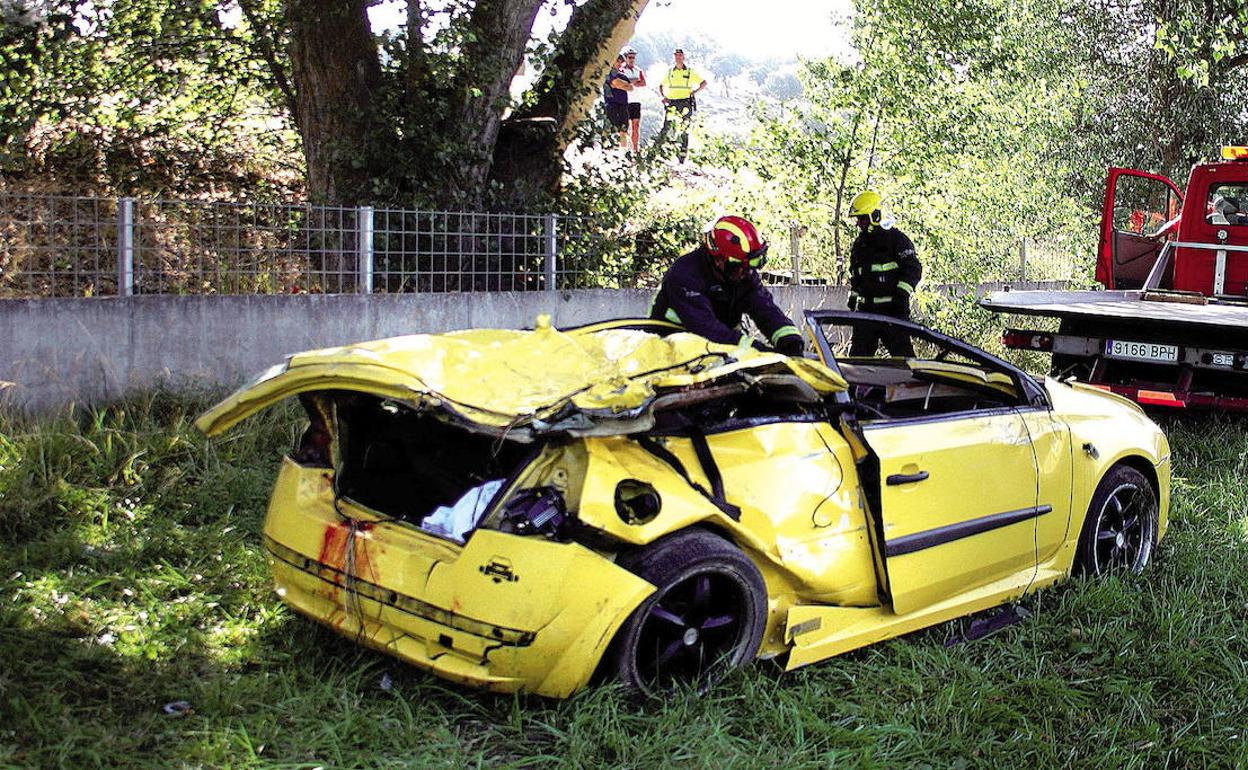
left=775, top=335, right=805, bottom=357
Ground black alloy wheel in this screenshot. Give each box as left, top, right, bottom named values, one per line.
left=1076, top=464, right=1158, bottom=576
left=612, top=529, right=767, bottom=696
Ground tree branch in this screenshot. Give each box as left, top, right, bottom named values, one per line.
left=405, top=0, right=428, bottom=95
left=443, top=0, right=545, bottom=197
left=516, top=0, right=649, bottom=136
left=237, top=0, right=297, bottom=119
left=1220, top=50, right=1248, bottom=72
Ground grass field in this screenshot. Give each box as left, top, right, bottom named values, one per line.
left=2, top=392, right=1246, bottom=768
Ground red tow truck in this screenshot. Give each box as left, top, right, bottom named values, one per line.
left=982, top=146, right=1248, bottom=410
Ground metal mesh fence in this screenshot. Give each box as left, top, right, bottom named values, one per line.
left=0, top=193, right=1077, bottom=298
left=130, top=200, right=364, bottom=295
left=0, top=194, right=121, bottom=297
left=0, top=194, right=652, bottom=297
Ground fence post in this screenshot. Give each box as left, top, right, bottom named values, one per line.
left=544, top=214, right=557, bottom=292
left=117, top=197, right=134, bottom=296
left=357, top=205, right=374, bottom=294
left=1019, top=238, right=1027, bottom=282
left=789, top=223, right=803, bottom=286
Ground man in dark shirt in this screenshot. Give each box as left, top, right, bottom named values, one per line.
left=650, top=216, right=805, bottom=355
left=602, top=55, right=633, bottom=150
left=846, top=190, right=922, bottom=357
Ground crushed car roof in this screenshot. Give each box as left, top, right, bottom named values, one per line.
left=196, top=319, right=848, bottom=440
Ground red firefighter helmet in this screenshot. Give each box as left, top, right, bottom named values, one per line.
left=704, top=215, right=769, bottom=278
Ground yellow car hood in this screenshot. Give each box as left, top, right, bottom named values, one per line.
left=196, top=320, right=847, bottom=440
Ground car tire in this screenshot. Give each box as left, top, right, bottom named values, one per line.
left=1075, top=464, right=1158, bottom=577
left=611, top=529, right=767, bottom=696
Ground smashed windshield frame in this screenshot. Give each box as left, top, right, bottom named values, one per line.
left=802, top=310, right=1050, bottom=409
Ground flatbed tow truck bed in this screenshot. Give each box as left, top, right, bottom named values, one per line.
left=983, top=148, right=1248, bottom=411
left=981, top=289, right=1248, bottom=333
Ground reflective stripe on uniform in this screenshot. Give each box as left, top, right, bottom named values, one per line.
left=663, top=67, right=700, bottom=99
left=769, top=325, right=799, bottom=345
left=738, top=333, right=752, bottom=347
left=665, top=307, right=683, bottom=324
left=871, top=296, right=893, bottom=304
left=897, top=281, right=915, bottom=295
left=870, top=261, right=900, bottom=272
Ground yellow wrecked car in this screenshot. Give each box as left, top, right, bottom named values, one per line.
left=197, top=311, right=1170, bottom=698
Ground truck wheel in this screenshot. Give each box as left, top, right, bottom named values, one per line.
left=611, top=529, right=767, bottom=697
left=1075, top=465, right=1157, bottom=577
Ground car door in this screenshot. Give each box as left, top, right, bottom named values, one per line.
left=1097, top=167, right=1183, bottom=289
left=802, top=309, right=1069, bottom=617
left=863, top=408, right=1045, bottom=616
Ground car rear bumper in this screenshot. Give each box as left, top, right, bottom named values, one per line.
left=263, top=457, right=654, bottom=698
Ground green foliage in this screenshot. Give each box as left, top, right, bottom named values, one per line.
left=1156, top=0, right=1248, bottom=88
left=2, top=391, right=1248, bottom=766
left=0, top=0, right=300, bottom=198
left=1067, top=0, right=1248, bottom=186
left=557, top=124, right=702, bottom=287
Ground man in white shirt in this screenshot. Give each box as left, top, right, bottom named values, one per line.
left=620, top=46, right=646, bottom=154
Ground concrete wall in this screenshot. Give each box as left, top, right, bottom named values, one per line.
left=0, top=281, right=1065, bottom=412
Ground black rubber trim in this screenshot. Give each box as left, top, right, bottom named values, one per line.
left=649, top=411, right=834, bottom=437
left=637, top=436, right=741, bottom=521
left=886, top=470, right=929, bottom=485
left=884, top=505, right=1053, bottom=557
left=689, top=432, right=741, bottom=520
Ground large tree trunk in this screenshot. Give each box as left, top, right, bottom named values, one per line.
left=445, top=0, right=546, bottom=201
left=490, top=0, right=649, bottom=205
left=287, top=0, right=386, bottom=203
left=279, top=0, right=648, bottom=208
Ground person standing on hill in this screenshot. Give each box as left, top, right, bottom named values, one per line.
left=620, top=46, right=646, bottom=154
left=846, top=190, right=922, bottom=357
left=602, top=54, right=634, bottom=151
left=657, top=47, right=707, bottom=163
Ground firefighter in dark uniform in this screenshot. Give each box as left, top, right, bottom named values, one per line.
left=846, top=190, right=922, bottom=357
left=650, top=215, right=806, bottom=356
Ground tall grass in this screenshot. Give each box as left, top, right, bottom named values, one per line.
left=1, top=395, right=1246, bottom=768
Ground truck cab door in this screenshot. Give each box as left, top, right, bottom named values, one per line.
left=1098, top=168, right=1184, bottom=289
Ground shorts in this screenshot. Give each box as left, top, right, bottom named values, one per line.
left=604, top=102, right=628, bottom=129
left=627, top=102, right=641, bottom=120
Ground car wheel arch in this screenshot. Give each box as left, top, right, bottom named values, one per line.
left=1113, top=455, right=1160, bottom=504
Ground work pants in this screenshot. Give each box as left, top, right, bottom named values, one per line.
left=849, top=305, right=916, bottom=358
left=658, top=98, right=695, bottom=161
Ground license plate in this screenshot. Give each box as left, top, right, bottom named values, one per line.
left=1104, top=339, right=1179, bottom=363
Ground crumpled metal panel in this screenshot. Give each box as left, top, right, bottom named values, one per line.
left=196, top=320, right=847, bottom=439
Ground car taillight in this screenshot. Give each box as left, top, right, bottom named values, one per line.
left=1002, top=329, right=1053, bottom=351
